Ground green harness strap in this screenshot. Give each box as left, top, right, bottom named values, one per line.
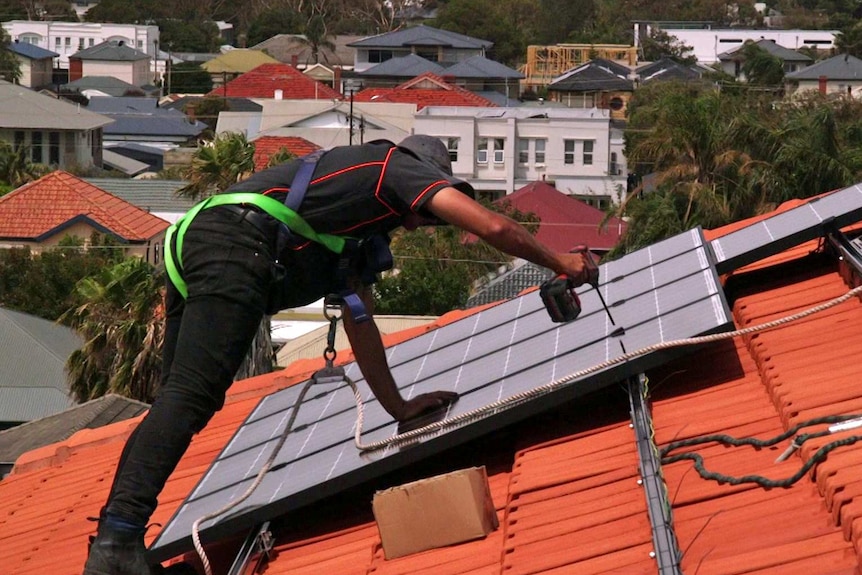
left=164, top=192, right=346, bottom=298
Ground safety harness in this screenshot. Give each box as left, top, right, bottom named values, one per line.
left=163, top=151, right=392, bottom=322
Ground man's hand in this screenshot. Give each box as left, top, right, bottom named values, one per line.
left=395, top=390, right=459, bottom=422
left=554, top=250, right=594, bottom=288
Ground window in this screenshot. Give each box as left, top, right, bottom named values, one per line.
left=535, top=139, right=546, bottom=164
left=78, top=38, right=85, bottom=50
left=55, top=37, right=61, bottom=48
left=367, top=49, right=394, bottom=63
left=415, top=48, right=439, bottom=62
left=583, top=140, right=594, bottom=165
left=493, top=138, right=505, bottom=164
left=447, top=138, right=459, bottom=162
left=564, top=139, right=575, bottom=165
left=89, top=38, right=95, bottom=47
left=65, top=37, right=71, bottom=48
left=14, top=131, right=25, bottom=150
left=610, top=152, right=619, bottom=175
left=574, top=194, right=611, bottom=210
left=49, top=132, right=60, bottom=165
left=518, top=139, right=529, bottom=164
left=31, top=132, right=43, bottom=163
left=21, top=34, right=40, bottom=45
left=477, top=138, right=488, bottom=164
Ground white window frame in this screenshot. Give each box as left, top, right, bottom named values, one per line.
left=535, top=139, right=546, bottom=165
left=564, top=139, right=575, bottom=165
left=477, top=138, right=488, bottom=164
left=493, top=138, right=505, bottom=164
left=583, top=140, right=594, bottom=165
left=517, top=138, right=529, bottom=164
left=447, top=137, right=459, bottom=163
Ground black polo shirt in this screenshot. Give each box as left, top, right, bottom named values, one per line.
left=224, top=139, right=474, bottom=308
left=227, top=139, right=474, bottom=238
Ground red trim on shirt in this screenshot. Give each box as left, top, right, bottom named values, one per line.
left=410, top=180, right=450, bottom=212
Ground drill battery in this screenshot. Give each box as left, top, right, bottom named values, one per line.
left=540, top=275, right=582, bottom=323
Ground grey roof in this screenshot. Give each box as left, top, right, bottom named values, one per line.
left=0, top=394, right=148, bottom=465
left=86, top=96, right=207, bottom=138
left=0, top=81, right=113, bottom=130
left=444, top=55, right=524, bottom=79
left=72, top=40, right=150, bottom=62
left=718, top=39, right=813, bottom=63
left=7, top=41, right=57, bottom=60
left=0, top=308, right=82, bottom=423
left=250, top=34, right=362, bottom=68
left=64, top=76, right=146, bottom=97
left=636, top=57, right=704, bottom=83
left=359, top=54, right=446, bottom=77
left=84, top=178, right=195, bottom=213
left=102, top=149, right=151, bottom=175
left=476, top=91, right=523, bottom=106
left=349, top=25, right=492, bottom=50
left=172, top=52, right=220, bottom=64
left=161, top=96, right=263, bottom=114
left=465, top=261, right=554, bottom=308
left=786, top=53, right=862, bottom=81
left=550, top=59, right=634, bottom=92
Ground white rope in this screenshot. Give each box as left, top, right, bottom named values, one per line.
left=192, top=283, right=862, bottom=573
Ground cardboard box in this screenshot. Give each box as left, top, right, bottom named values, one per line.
left=372, top=466, right=499, bottom=559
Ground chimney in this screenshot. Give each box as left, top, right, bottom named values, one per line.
left=186, top=103, right=196, bottom=122
left=291, top=54, right=298, bottom=68
left=819, top=75, right=827, bottom=94
left=333, top=67, right=342, bottom=90
left=274, top=89, right=283, bottom=100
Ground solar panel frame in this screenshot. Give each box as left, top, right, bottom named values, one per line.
left=149, top=227, right=733, bottom=561
left=710, top=184, right=862, bottom=274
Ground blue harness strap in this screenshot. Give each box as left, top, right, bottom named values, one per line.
left=279, top=150, right=373, bottom=323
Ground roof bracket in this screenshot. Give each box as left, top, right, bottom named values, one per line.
left=628, top=374, right=684, bottom=575
left=226, top=521, right=274, bottom=575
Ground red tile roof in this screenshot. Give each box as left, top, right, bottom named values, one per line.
left=252, top=136, right=321, bottom=171
left=2, top=197, right=862, bottom=575
left=206, top=63, right=342, bottom=100
left=496, top=181, right=627, bottom=252
left=353, top=73, right=497, bottom=110
left=0, top=171, right=169, bottom=242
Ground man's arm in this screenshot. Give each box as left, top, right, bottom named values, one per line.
left=424, top=187, right=591, bottom=285
left=341, top=283, right=458, bottom=422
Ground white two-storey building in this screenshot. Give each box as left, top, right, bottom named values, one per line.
left=412, top=106, right=627, bottom=208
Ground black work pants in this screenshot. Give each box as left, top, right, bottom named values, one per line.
left=103, top=206, right=277, bottom=525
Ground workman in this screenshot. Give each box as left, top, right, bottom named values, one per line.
left=83, top=135, right=592, bottom=575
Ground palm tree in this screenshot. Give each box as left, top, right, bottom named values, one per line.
left=177, top=131, right=256, bottom=200
left=62, top=258, right=164, bottom=403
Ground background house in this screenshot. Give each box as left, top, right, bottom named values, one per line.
left=349, top=25, right=492, bottom=73
left=413, top=106, right=626, bottom=203
left=717, top=38, right=813, bottom=81
left=0, top=307, right=82, bottom=433
left=547, top=58, right=634, bottom=120
left=0, top=81, right=112, bottom=169
left=250, top=34, right=361, bottom=72
left=785, top=54, right=862, bottom=97
left=3, top=20, right=159, bottom=82
left=6, top=40, right=57, bottom=89
left=69, top=40, right=153, bottom=87
left=0, top=171, right=169, bottom=264
left=202, top=49, right=279, bottom=88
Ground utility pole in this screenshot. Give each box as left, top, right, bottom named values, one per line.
left=345, top=79, right=361, bottom=145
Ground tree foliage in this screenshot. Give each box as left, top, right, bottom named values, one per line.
left=0, top=234, right=126, bottom=321
left=0, top=26, right=21, bottom=84
left=168, top=62, right=214, bottom=95
left=177, top=131, right=256, bottom=200
left=374, top=202, right=540, bottom=315
left=61, top=258, right=165, bottom=403
left=612, top=83, right=862, bottom=258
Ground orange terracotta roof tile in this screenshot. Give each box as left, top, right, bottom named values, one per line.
left=252, top=136, right=321, bottom=171
left=3, top=197, right=862, bottom=575
left=206, top=63, right=342, bottom=100
left=0, top=171, right=168, bottom=242
left=354, top=73, right=496, bottom=110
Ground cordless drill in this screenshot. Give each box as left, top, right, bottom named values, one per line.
left=540, top=246, right=615, bottom=324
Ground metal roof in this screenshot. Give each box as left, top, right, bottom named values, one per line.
left=465, top=261, right=554, bottom=308
left=444, top=55, right=525, bottom=79
left=0, top=308, right=81, bottom=423
left=550, top=59, right=634, bottom=92
left=349, top=25, right=492, bottom=49
left=84, top=178, right=195, bottom=213
left=86, top=97, right=206, bottom=138
left=64, top=75, right=146, bottom=97
left=718, top=39, right=813, bottom=62
left=0, top=81, right=113, bottom=130
left=0, top=394, right=148, bottom=464
left=636, top=57, right=704, bottom=83
left=71, top=40, right=150, bottom=62
left=786, top=53, right=862, bottom=80
left=7, top=41, right=57, bottom=60
left=358, top=54, right=446, bottom=77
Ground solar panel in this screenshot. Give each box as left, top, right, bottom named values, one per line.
left=149, top=227, right=732, bottom=561
left=710, top=183, right=862, bottom=274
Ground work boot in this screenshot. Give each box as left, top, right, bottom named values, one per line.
left=83, top=523, right=162, bottom=575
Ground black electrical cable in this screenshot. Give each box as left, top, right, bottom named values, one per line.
left=660, top=414, right=862, bottom=488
